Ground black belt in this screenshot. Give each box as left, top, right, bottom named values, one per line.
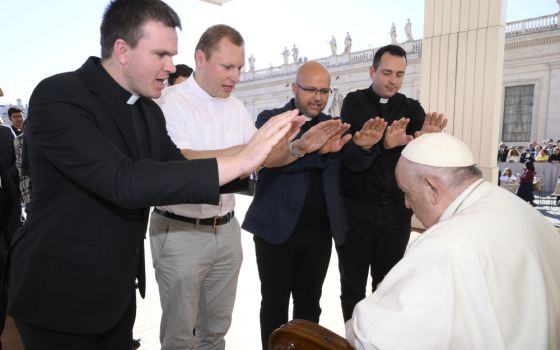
left=154, top=208, right=234, bottom=227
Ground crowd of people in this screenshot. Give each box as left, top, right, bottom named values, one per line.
left=497, top=139, right=560, bottom=206
left=1, top=1, right=560, bottom=350
left=498, top=139, right=560, bottom=164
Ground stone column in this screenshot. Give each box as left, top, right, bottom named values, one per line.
left=545, top=61, right=560, bottom=137
left=557, top=0, right=560, bottom=26
left=420, top=0, right=506, bottom=183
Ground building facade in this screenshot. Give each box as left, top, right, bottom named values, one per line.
left=234, top=12, right=560, bottom=145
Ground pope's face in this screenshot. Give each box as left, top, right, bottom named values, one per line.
left=396, top=159, right=440, bottom=228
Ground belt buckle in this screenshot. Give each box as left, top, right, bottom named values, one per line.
left=213, top=212, right=231, bottom=228
left=213, top=216, right=219, bottom=228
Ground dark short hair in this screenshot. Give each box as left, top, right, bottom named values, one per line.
left=372, top=44, right=407, bottom=70
left=525, top=161, right=535, bottom=171
left=168, top=64, right=193, bottom=85
left=100, top=0, right=182, bottom=59
left=8, top=107, right=22, bottom=119
left=195, top=24, right=244, bottom=61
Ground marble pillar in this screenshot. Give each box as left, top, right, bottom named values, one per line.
left=420, top=0, right=506, bottom=183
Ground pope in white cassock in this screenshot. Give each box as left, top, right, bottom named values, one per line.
left=346, top=133, right=560, bottom=350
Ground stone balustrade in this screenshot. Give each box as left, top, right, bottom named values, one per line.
left=241, top=13, right=558, bottom=82
left=241, top=39, right=422, bottom=82
left=506, top=13, right=558, bottom=37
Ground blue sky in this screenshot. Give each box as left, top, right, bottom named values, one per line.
left=1, top=0, right=558, bottom=105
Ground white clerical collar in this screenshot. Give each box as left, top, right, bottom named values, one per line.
left=439, top=178, right=486, bottom=223
left=379, top=97, right=389, bottom=104
left=127, top=95, right=140, bottom=105
left=303, top=116, right=313, bottom=122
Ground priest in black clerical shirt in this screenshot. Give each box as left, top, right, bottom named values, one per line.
left=243, top=61, right=388, bottom=350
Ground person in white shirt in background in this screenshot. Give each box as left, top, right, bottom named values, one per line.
left=346, top=132, right=560, bottom=350
left=499, top=167, right=516, bottom=183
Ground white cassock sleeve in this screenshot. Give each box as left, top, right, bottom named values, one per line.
left=348, top=183, right=560, bottom=349
left=345, top=237, right=454, bottom=350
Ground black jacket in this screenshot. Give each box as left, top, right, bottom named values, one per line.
left=243, top=99, right=376, bottom=245
left=8, top=57, right=220, bottom=334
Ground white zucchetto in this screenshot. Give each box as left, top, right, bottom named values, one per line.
left=401, top=133, right=475, bottom=167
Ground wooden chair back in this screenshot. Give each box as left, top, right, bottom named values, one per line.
left=268, top=319, right=353, bottom=350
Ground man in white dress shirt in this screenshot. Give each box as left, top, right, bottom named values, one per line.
left=151, top=24, right=347, bottom=350
left=346, top=133, right=560, bottom=350
left=150, top=25, right=255, bottom=350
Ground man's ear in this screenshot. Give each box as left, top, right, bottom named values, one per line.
left=113, top=39, right=130, bottom=65
left=195, top=49, right=205, bottom=66
left=424, top=175, right=440, bottom=205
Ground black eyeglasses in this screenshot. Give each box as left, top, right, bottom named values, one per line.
left=296, top=83, right=332, bottom=97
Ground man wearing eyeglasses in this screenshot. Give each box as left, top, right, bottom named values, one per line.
left=337, top=44, right=447, bottom=323
left=242, top=61, right=410, bottom=349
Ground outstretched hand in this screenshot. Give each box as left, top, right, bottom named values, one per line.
left=353, top=117, right=387, bottom=150
left=262, top=116, right=350, bottom=168
left=239, top=110, right=304, bottom=172
left=297, top=119, right=345, bottom=154
left=318, top=122, right=352, bottom=154
left=384, top=117, right=413, bottom=149
left=414, top=112, right=447, bottom=138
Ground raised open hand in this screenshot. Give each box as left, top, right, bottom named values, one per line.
left=318, top=122, right=352, bottom=154
left=414, top=112, right=447, bottom=138
left=240, top=110, right=304, bottom=171
left=384, top=117, right=413, bottom=149
left=353, top=117, right=387, bottom=150
left=297, top=119, right=344, bottom=154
